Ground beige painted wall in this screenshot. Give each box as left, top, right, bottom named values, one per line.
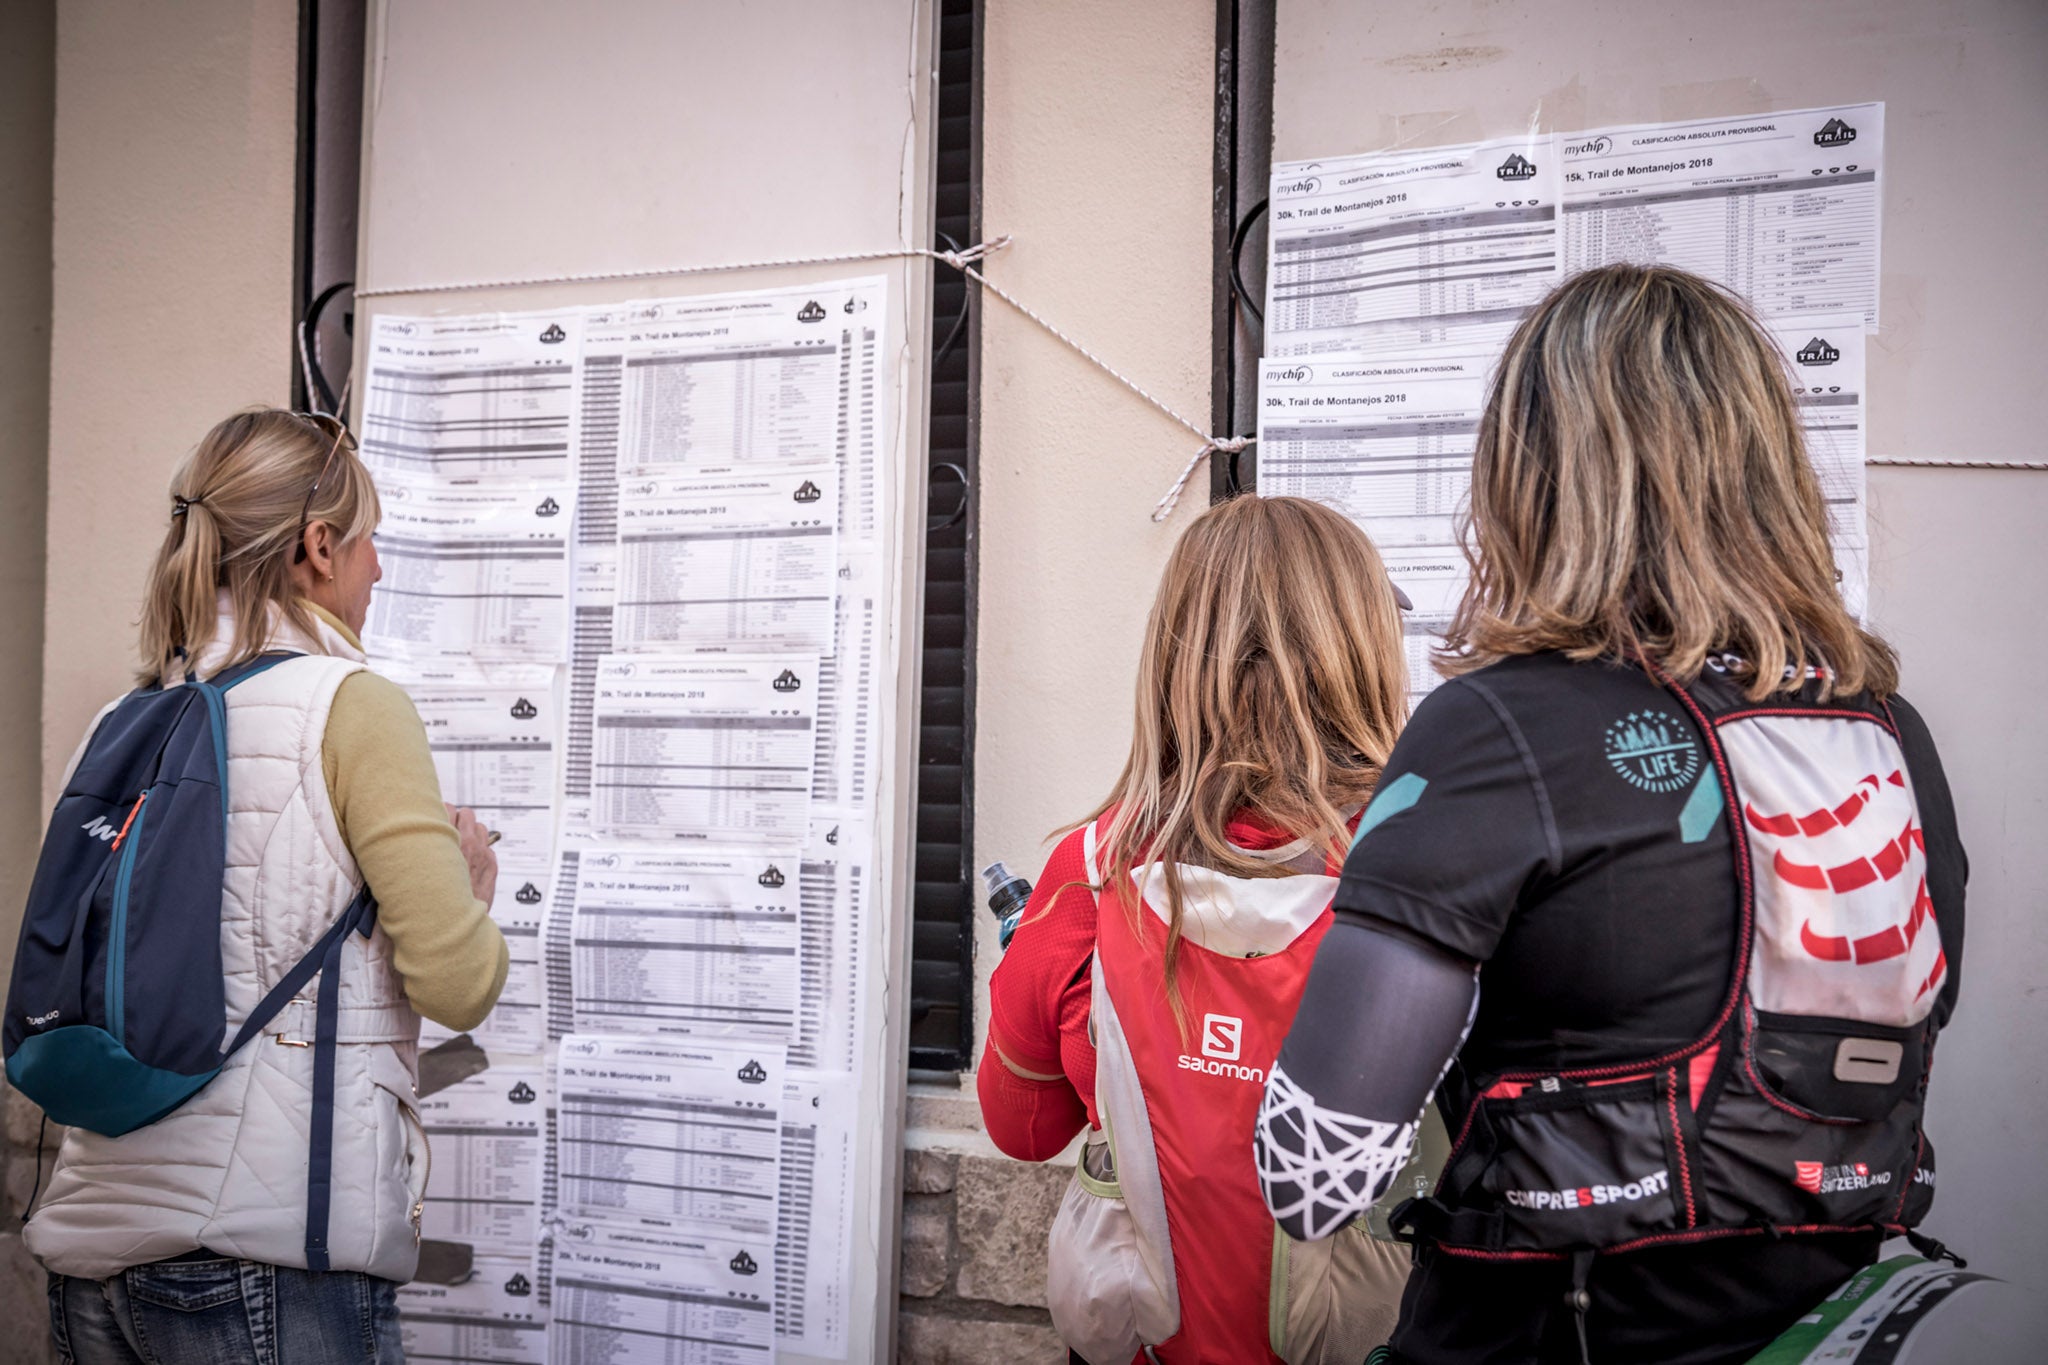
left=41, top=0, right=301, bottom=806
left=969, top=0, right=1219, bottom=1057
left=0, top=2, right=54, bottom=962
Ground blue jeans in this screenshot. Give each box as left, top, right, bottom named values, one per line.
left=49, top=1257, right=403, bottom=1365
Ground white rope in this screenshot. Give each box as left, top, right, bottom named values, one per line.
left=355, top=235, right=1248, bottom=523
left=1867, top=457, right=2048, bottom=471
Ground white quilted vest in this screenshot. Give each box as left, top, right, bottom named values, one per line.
left=26, top=601, right=427, bottom=1283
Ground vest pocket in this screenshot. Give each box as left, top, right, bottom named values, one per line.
left=1749, top=1012, right=1924, bottom=1124
left=1045, top=1133, right=1173, bottom=1365
left=1458, top=1079, right=1683, bottom=1248
left=1271, top=1221, right=1406, bottom=1364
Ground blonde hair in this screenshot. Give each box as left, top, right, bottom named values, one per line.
left=1083, top=494, right=1408, bottom=1029
left=136, top=408, right=380, bottom=685
left=1443, top=264, right=1895, bottom=700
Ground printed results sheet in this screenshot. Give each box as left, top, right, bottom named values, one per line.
left=1261, top=103, right=1882, bottom=682
left=374, top=277, right=890, bottom=1359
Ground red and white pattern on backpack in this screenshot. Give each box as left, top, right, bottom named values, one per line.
left=1720, top=714, right=1946, bottom=1028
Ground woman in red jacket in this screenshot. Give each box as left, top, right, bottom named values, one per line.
left=978, top=493, right=1416, bottom=1365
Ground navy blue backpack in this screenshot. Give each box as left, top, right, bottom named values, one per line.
left=5, top=652, right=375, bottom=1269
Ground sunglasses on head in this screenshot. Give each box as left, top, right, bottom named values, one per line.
left=292, top=380, right=354, bottom=565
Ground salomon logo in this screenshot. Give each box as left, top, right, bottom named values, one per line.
left=1814, top=117, right=1856, bottom=147
left=535, top=497, right=561, bottom=517
left=510, top=697, right=538, bottom=719
left=504, top=1272, right=532, bottom=1297
left=772, top=669, right=802, bottom=693
left=515, top=882, right=542, bottom=905
left=1796, top=337, right=1840, bottom=366
left=793, top=480, right=822, bottom=504
left=1497, top=153, right=1537, bottom=181
left=797, top=301, right=826, bottom=323
left=1506, top=1169, right=1669, bottom=1210
left=81, top=815, right=119, bottom=843
left=758, top=865, right=785, bottom=888
left=539, top=323, right=567, bottom=344
left=736, top=1060, right=768, bottom=1084
left=730, top=1250, right=758, bottom=1276
left=508, top=1081, right=537, bottom=1104
left=1201, top=1013, right=1242, bottom=1062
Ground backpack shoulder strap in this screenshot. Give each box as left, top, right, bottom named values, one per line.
left=204, top=650, right=304, bottom=694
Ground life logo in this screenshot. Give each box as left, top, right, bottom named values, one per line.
left=1497, top=153, right=1538, bottom=181
left=1177, top=1013, right=1264, bottom=1083
left=1603, top=710, right=1701, bottom=794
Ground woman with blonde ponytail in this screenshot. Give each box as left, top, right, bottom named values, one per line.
left=28, top=409, right=509, bottom=1365
left=979, top=494, right=1418, bottom=1365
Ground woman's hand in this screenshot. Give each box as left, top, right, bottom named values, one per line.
left=446, top=803, right=500, bottom=909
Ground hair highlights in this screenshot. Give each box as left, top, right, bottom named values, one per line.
left=1084, top=494, right=1408, bottom=1031
left=136, top=409, right=381, bottom=685
left=1443, top=264, right=1895, bottom=699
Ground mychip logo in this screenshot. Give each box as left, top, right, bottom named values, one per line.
left=1497, top=153, right=1537, bottom=181
left=1505, top=1169, right=1669, bottom=1211
left=1270, top=365, right=1313, bottom=383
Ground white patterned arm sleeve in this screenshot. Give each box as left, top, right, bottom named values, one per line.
left=1255, top=916, right=1478, bottom=1241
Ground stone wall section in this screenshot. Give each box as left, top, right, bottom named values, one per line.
left=898, top=1084, right=1073, bottom=1363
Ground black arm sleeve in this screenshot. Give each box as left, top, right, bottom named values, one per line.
left=1255, top=917, right=1478, bottom=1241
left=1891, top=694, right=1968, bottom=1027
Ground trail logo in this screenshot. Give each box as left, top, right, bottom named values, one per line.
left=1603, top=710, right=1702, bottom=793
left=1797, top=338, right=1841, bottom=366
left=736, top=1059, right=769, bottom=1084
left=797, top=301, right=827, bottom=323
left=536, top=497, right=561, bottom=517
left=772, top=669, right=802, bottom=693
left=510, top=697, right=538, bottom=720
left=80, top=815, right=118, bottom=843
left=758, top=865, right=785, bottom=889
left=793, top=480, right=822, bottom=504
left=508, top=1081, right=537, bottom=1104
left=1814, top=118, right=1857, bottom=148
left=825, top=825, right=839, bottom=845
left=1497, top=153, right=1538, bottom=181
left=1505, top=1169, right=1669, bottom=1211
left=730, top=1251, right=758, bottom=1276
left=515, top=882, right=543, bottom=905
left=504, top=1272, right=532, bottom=1297
left=539, top=323, right=567, bottom=344
left=1795, top=1160, right=1890, bottom=1195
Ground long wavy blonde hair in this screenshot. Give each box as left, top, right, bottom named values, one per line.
left=1443, top=264, right=1894, bottom=699
left=136, top=409, right=380, bottom=686
left=1083, top=494, right=1408, bottom=1029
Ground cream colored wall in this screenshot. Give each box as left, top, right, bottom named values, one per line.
left=41, top=0, right=301, bottom=807
left=969, top=0, right=1220, bottom=1059
left=0, top=2, right=53, bottom=965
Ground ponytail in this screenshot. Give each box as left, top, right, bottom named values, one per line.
left=133, top=409, right=380, bottom=686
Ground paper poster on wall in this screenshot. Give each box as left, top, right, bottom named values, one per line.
left=360, top=309, right=583, bottom=480
left=365, top=471, right=575, bottom=663
left=1767, top=313, right=1869, bottom=615
left=1560, top=103, right=1883, bottom=327
left=398, top=1269, right=549, bottom=1365
left=775, top=1074, right=857, bottom=1359
left=548, top=1220, right=776, bottom=1365
left=418, top=1063, right=547, bottom=1261
left=1265, top=131, right=1562, bottom=358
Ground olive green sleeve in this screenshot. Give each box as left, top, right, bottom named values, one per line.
left=321, top=669, right=510, bottom=1032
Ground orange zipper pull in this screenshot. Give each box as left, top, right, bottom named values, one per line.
left=110, top=792, right=147, bottom=851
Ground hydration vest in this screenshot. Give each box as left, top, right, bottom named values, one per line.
left=1396, top=664, right=1953, bottom=1276
left=1051, top=815, right=1410, bottom=1365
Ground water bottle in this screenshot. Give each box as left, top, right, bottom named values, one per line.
left=980, top=861, right=1032, bottom=950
